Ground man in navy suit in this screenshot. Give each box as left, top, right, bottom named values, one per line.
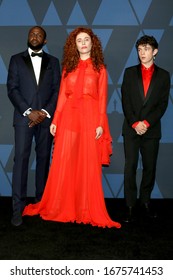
left=121, top=35, right=170, bottom=222
left=7, top=26, right=61, bottom=226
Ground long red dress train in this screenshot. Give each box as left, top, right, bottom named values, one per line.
left=23, top=58, right=121, bottom=228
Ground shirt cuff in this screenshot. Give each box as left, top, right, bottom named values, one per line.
left=41, top=109, right=51, bottom=118
left=132, top=121, right=139, bottom=129
left=143, top=120, right=150, bottom=128
left=23, top=108, right=32, bottom=116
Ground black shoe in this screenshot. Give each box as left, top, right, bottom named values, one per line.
left=141, top=203, right=157, bottom=219
left=11, top=212, right=23, bottom=226
left=123, top=206, right=136, bottom=223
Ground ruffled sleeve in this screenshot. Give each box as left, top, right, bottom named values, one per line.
left=98, top=67, right=112, bottom=165
left=52, top=70, right=67, bottom=127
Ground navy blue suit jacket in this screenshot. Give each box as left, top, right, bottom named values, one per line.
left=7, top=50, right=61, bottom=127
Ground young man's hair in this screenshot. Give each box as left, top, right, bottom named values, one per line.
left=135, top=35, right=158, bottom=50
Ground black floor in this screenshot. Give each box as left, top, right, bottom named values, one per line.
left=0, top=197, right=173, bottom=260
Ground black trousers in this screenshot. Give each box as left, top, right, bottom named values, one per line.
left=12, top=125, right=53, bottom=213
left=123, top=135, right=160, bottom=207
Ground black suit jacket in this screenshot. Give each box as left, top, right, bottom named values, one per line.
left=7, top=50, right=61, bottom=127
left=121, top=64, right=170, bottom=138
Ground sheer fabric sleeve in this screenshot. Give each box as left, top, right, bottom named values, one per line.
left=98, top=67, right=112, bottom=165
left=52, top=70, right=67, bottom=126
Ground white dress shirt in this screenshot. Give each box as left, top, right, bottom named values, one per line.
left=28, top=47, right=42, bottom=84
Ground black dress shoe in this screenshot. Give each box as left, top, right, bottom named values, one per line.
left=11, top=212, right=23, bottom=226
left=141, top=203, right=157, bottom=219
left=123, top=206, right=136, bottom=223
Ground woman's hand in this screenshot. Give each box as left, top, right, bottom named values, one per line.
left=95, top=126, right=103, bottom=139
left=50, top=124, right=57, bottom=136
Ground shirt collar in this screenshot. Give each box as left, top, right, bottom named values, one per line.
left=28, top=47, right=43, bottom=56
left=141, top=63, right=155, bottom=72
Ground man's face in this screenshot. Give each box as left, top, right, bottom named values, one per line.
left=137, top=44, right=158, bottom=67
left=27, top=27, right=46, bottom=51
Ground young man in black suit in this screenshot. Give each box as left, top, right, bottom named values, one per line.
left=121, top=35, right=170, bottom=222
left=7, top=26, right=61, bottom=226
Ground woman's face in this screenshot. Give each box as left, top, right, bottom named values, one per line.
left=76, top=32, right=92, bottom=58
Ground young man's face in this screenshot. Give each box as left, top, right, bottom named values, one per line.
left=137, top=44, right=158, bottom=67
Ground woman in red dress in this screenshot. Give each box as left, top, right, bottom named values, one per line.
left=23, top=27, right=121, bottom=229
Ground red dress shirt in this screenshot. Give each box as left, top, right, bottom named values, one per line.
left=132, top=63, right=154, bottom=129
left=141, top=63, right=154, bottom=96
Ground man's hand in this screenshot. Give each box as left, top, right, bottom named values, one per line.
left=28, top=110, right=47, bottom=127
left=135, top=121, right=148, bottom=135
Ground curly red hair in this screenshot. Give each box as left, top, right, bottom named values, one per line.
left=62, top=27, right=105, bottom=77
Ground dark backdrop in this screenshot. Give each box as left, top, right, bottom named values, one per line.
left=0, top=0, right=173, bottom=198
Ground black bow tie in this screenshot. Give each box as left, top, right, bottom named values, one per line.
left=31, top=52, right=43, bottom=57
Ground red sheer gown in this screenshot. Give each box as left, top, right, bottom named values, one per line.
left=23, top=58, right=121, bottom=228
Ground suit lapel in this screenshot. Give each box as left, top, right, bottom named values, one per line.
left=144, top=65, right=158, bottom=104
left=38, top=52, right=49, bottom=86
left=22, top=51, right=37, bottom=87
left=137, top=65, right=145, bottom=102
left=137, top=64, right=158, bottom=105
